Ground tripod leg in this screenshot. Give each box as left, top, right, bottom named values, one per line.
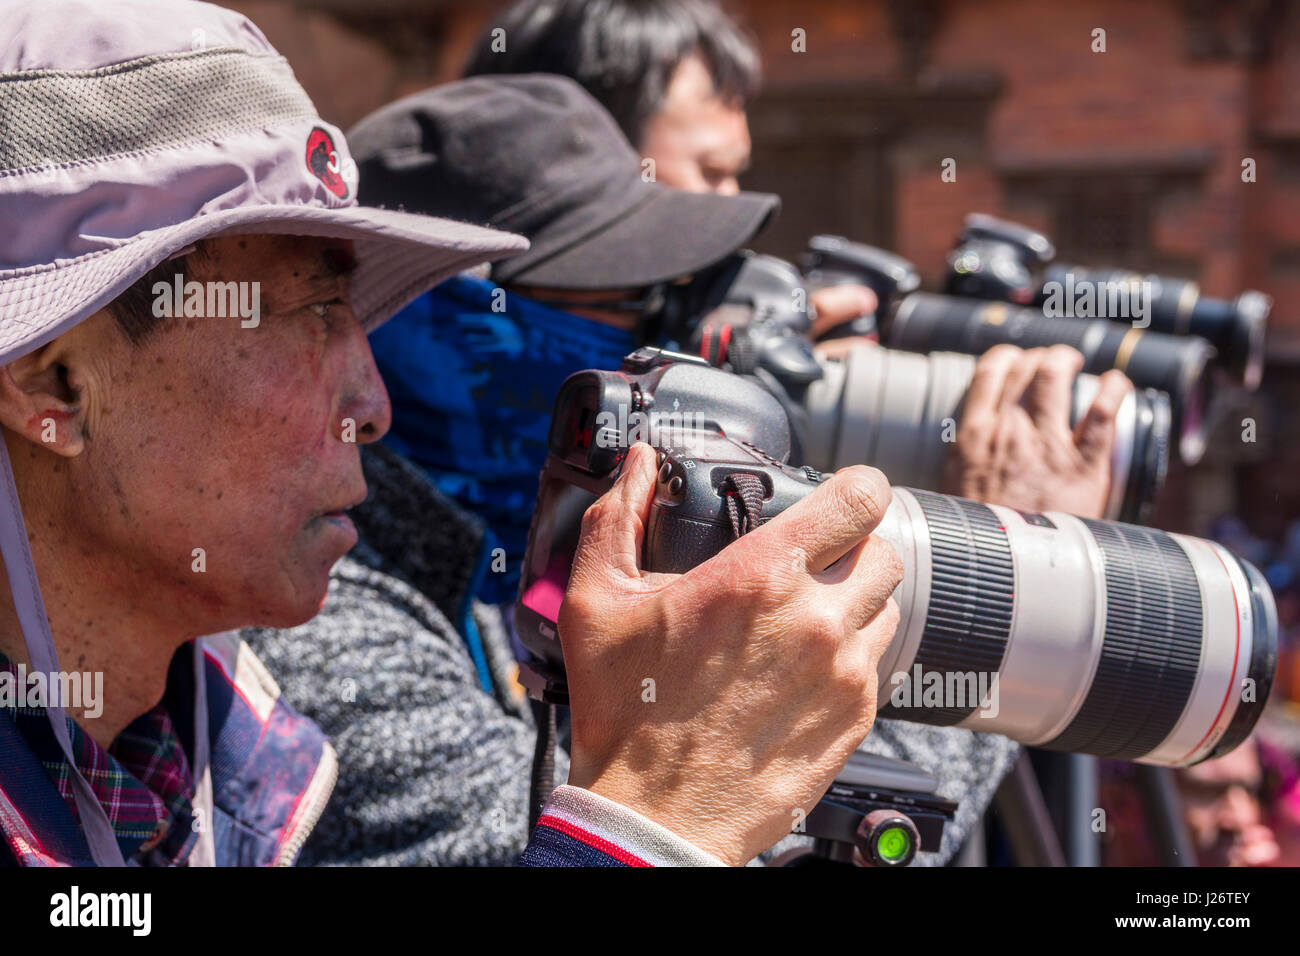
left=993, top=751, right=1067, bottom=866
left=1063, top=754, right=1101, bottom=867
left=1134, top=764, right=1196, bottom=866
left=949, top=820, right=987, bottom=866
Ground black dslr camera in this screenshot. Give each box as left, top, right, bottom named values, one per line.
left=799, top=234, right=921, bottom=341
left=515, top=346, right=958, bottom=866
left=942, top=212, right=1056, bottom=305
left=514, top=346, right=800, bottom=693
left=656, top=251, right=823, bottom=392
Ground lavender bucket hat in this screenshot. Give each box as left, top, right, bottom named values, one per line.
left=0, top=0, right=528, bottom=359
left=0, top=0, right=527, bottom=866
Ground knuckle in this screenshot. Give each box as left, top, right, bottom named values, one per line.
left=878, top=541, right=905, bottom=591
left=856, top=692, right=882, bottom=737
left=1101, top=367, right=1131, bottom=386
left=958, top=411, right=992, bottom=443
left=851, top=556, right=903, bottom=630
left=578, top=498, right=608, bottom=538
left=857, top=601, right=901, bottom=674
left=804, top=607, right=847, bottom=653
left=983, top=344, right=1022, bottom=364
left=1099, top=369, right=1134, bottom=399
left=878, top=597, right=902, bottom=636
left=829, top=659, right=873, bottom=703
left=830, top=465, right=891, bottom=523
left=1043, top=346, right=1080, bottom=376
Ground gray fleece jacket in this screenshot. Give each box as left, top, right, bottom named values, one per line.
left=245, top=443, right=1017, bottom=866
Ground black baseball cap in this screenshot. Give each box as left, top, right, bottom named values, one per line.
left=348, top=74, right=779, bottom=290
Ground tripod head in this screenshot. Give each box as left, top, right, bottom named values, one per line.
left=780, top=752, right=959, bottom=867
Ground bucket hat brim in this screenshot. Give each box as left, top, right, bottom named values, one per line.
left=0, top=203, right=526, bottom=365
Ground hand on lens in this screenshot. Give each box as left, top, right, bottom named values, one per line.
left=558, top=442, right=902, bottom=865
left=943, top=344, right=1132, bottom=518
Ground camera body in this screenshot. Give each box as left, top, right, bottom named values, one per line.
left=943, top=213, right=1055, bottom=305
left=800, top=235, right=921, bottom=340
left=663, top=251, right=824, bottom=391
left=515, top=346, right=799, bottom=694
left=642, top=435, right=824, bottom=574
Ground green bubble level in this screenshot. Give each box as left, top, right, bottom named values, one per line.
left=878, top=826, right=910, bottom=861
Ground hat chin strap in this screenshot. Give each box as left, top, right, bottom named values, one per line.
left=0, top=438, right=125, bottom=866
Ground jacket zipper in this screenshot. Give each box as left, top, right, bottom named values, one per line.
left=275, top=742, right=339, bottom=866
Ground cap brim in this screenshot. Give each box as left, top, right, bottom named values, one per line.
left=0, top=204, right=527, bottom=365
left=493, top=186, right=778, bottom=290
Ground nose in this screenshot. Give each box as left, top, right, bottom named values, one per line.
left=335, top=322, right=392, bottom=445
left=1217, top=785, right=1260, bottom=832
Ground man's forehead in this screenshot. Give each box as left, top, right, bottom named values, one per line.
left=655, top=61, right=751, bottom=162
left=201, top=234, right=357, bottom=279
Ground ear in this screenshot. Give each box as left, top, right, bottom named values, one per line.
left=0, top=341, right=86, bottom=458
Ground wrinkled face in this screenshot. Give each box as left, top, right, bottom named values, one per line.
left=639, top=53, right=751, bottom=195
left=30, top=234, right=390, bottom=632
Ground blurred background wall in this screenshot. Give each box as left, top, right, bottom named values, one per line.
left=223, top=0, right=1300, bottom=546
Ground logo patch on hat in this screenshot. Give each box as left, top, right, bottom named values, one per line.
left=306, top=127, right=350, bottom=200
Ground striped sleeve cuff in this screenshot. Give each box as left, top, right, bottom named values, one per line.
left=528, top=785, right=728, bottom=867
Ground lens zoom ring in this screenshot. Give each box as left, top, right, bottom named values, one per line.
left=1043, top=521, right=1203, bottom=759
left=880, top=490, right=1014, bottom=726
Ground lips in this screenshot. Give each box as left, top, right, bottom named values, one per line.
left=319, top=488, right=368, bottom=516
left=316, top=506, right=359, bottom=549
left=313, top=487, right=367, bottom=532
left=320, top=511, right=356, bottom=535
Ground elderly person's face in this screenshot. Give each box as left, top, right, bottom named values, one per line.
left=0, top=234, right=390, bottom=633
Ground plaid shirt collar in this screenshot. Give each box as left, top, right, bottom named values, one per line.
left=0, top=653, right=196, bottom=864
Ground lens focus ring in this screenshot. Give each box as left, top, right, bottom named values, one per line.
left=1042, top=521, right=1204, bottom=760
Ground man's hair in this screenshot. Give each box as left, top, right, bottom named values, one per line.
left=463, top=0, right=761, bottom=146
left=107, top=242, right=210, bottom=345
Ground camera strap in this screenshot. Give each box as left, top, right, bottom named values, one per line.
left=527, top=698, right=558, bottom=834
left=526, top=471, right=767, bottom=834
left=721, top=473, right=767, bottom=538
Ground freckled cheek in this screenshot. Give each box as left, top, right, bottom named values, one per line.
left=238, top=367, right=339, bottom=461
left=172, top=337, right=344, bottom=471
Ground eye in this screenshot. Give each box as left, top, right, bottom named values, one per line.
left=308, top=298, right=344, bottom=324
